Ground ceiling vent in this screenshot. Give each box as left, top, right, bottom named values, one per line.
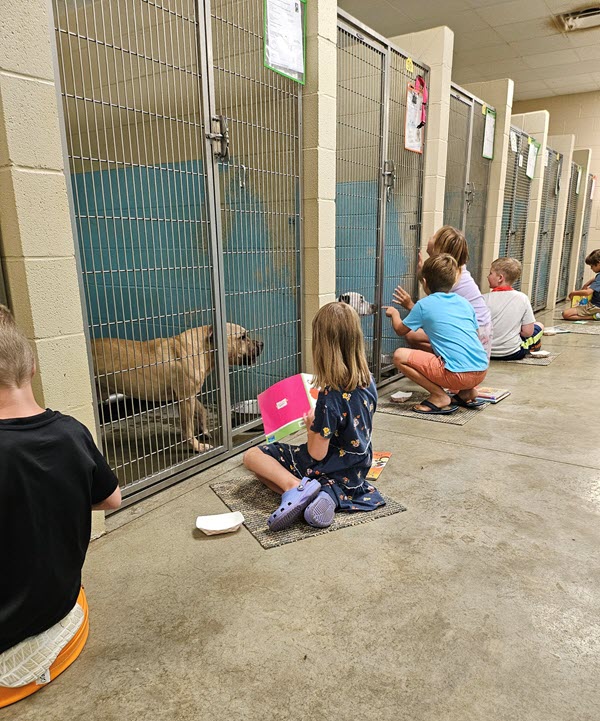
left=557, top=6, right=600, bottom=31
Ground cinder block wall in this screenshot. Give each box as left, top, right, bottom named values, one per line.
left=302, top=0, right=337, bottom=370
left=0, top=1, right=103, bottom=536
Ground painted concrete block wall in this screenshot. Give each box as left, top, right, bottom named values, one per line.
left=302, top=0, right=337, bottom=370
left=0, top=0, right=103, bottom=536
left=510, top=111, right=550, bottom=295
left=464, top=79, right=514, bottom=287
left=389, top=27, right=454, bottom=254
left=514, top=91, right=600, bottom=286
left=545, top=135, right=576, bottom=305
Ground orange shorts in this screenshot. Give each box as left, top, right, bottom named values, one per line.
left=0, top=588, right=89, bottom=709
left=406, top=349, right=486, bottom=390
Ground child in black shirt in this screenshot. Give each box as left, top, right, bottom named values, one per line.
left=0, top=305, right=120, bottom=707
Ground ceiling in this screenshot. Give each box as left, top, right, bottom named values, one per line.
left=337, top=0, right=600, bottom=100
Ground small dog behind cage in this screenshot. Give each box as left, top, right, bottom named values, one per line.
left=337, top=292, right=377, bottom=316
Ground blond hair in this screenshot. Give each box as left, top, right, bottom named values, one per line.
left=421, top=254, right=459, bottom=293
left=431, top=226, right=469, bottom=267
left=491, top=257, right=522, bottom=285
left=312, top=302, right=371, bottom=392
left=0, top=305, right=35, bottom=388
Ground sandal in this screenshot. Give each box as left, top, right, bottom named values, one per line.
left=412, top=399, right=458, bottom=415
left=267, top=478, right=321, bottom=532
left=304, top=491, right=336, bottom=528
left=450, top=395, right=486, bottom=410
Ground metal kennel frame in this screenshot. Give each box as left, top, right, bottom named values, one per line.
left=335, top=10, right=428, bottom=384
left=575, top=173, right=594, bottom=289
left=51, top=0, right=302, bottom=504
left=531, top=147, right=561, bottom=311
left=500, top=126, right=532, bottom=291
left=556, top=162, right=579, bottom=302
left=443, top=85, right=492, bottom=286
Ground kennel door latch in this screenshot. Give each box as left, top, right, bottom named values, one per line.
left=206, top=115, right=230, bottom=162
left=383, top=159, right=395, bottom=200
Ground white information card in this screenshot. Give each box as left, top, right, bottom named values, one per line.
left=265, top=0, right=304, bottom=80
left=405, top=86, right=424, bottom=154
left=482, top=108, right=496, bottom=159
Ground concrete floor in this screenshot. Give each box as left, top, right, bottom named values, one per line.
left=8, top=307, right=600, bottom=721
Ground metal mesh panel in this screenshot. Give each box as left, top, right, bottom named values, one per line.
left=443, top=94, right=470, bottom=230
left=531, top=148, right=560, bottom=311
left=53, top=0, right=225, bottom=495
left=576, top=174, right=594, bottom=288
left=335, top=16, right=427, bottom=382
left=210, top=0, right=301, bottom=443
left=379, top=49, right=427, bottom=373
left=557, top=163, right=579, bottom=301
left=335, top=26, right=385, bottom=370
left=53, top=0, right=301, bottom=499
left=500, top=128, right=531, bottom=291
left=465, top=100, right=491, bottom=285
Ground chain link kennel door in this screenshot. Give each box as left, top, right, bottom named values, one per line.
left=500, top=127, right=532, bottom=291
left=575, top=174, right=594, bottom=288
left=556, top=163, right=579, bottom=302
left=443, top=86, right=492, bottom=287
left=53, top=0, right=301, bottom=503
left=336, top=11, right=428, bottom=384
left=531, top=147, right=561, bottom=311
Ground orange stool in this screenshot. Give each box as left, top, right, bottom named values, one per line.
left=0, top=588, right=89, bottom=709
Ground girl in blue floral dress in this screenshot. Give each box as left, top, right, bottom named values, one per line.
left=243, top=302, right=385, bottom=531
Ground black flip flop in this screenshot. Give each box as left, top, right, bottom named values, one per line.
left=412, top=399, right=458, bottom=415
left=450, top=395, right=486, bottom=410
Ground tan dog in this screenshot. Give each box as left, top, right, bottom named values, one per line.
left=91, top=323, right=263, bottom=453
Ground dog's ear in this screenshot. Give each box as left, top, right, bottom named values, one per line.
left=338, top=294, right=350, bottom=304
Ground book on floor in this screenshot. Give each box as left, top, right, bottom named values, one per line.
left=258, top=373, right=318, bottom=443
left=476, top=386, right=511, bottom=403
left=366, top=452, right=392, bottom=481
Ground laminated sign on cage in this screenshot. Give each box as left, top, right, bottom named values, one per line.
left=258, top=374, right=318, bottom=443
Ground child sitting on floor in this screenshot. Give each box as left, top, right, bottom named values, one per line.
left=0, top=306, right=121, bottom=709
left=243, top=302, right=385, bottom=532
left=386, top=254, right=488, bottom=415
left=562, top=249, right=600, bottom=321
left=393, top=226, right=493, bottom=358
left=483, top=257, right=544, bottom=361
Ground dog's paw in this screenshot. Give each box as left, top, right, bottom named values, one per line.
left=189, top=439, right=214, bottom=453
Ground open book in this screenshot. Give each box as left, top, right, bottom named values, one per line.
left=258, top=373, right=319, bottom=443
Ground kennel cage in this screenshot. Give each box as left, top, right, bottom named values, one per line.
left=500, top=126, right=533, bottom=291
left=531, top=147, right=562, bottom=311
left=335, top=10, right=428, bottom=384
left=556, top=163, right=580, bottom=302
left=575, top=173, right=594, bottom=289
left=443, top=85, right=492, bottom=286
left=52, top=0, right=302, bottom=503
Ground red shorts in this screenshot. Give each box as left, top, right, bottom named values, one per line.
left=405, top=349, right=486, bottom=390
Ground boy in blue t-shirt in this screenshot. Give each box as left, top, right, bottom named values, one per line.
left=386, top=254, right=489, bottom=415
left=562, top=249, right=600, bottom=321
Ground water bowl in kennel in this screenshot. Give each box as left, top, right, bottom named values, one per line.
left=231, top=399, right=261, bottom=426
